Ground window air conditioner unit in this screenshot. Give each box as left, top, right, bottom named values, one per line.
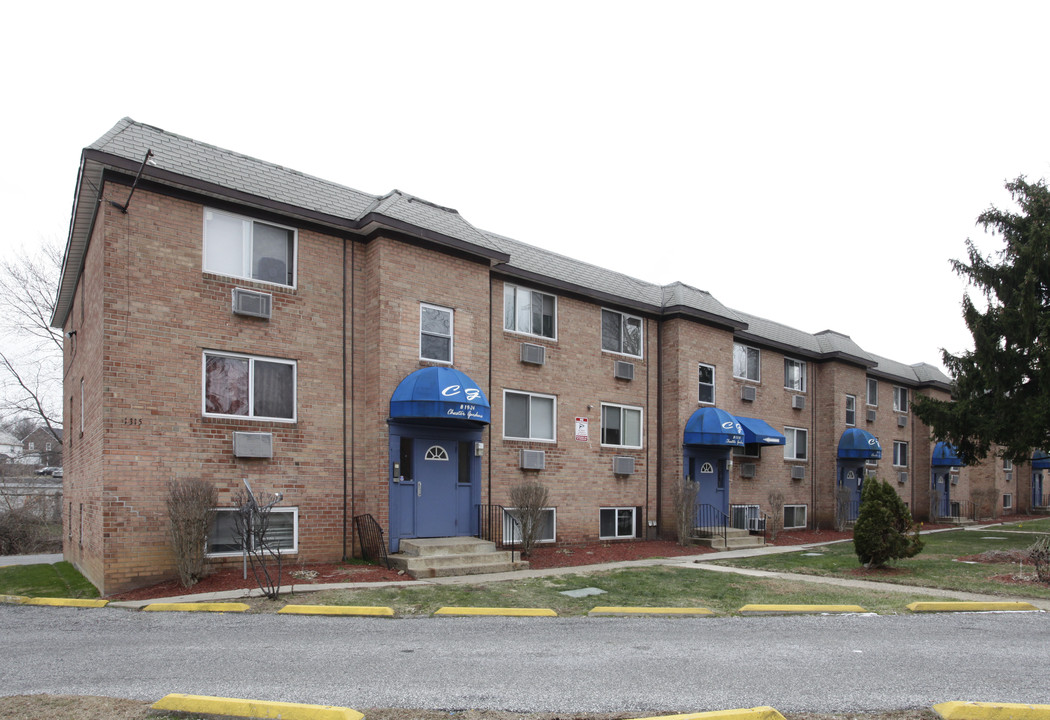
left=740, top=463, right=756, bottom=479
left=950, top=476, right=959, bottom=486
left=792, top=394, right=805, bottom=410
left=232, top=431, right=273, bottom=459
left=612, top=456, right=635, bottom=475
left=790, top=465, right=805, bottom=480
left=614, top=361, right=635, bottom=381
left=520, top=343, right=545, bottom=365
left=741, top=386, right=756, bottom=402
left=898, top=471, right=908, bottom=484
left=748, top=517, right=766, bottom=532
left=1005, top=471, right=1013, bottom=483
left=232, top=288, right=272, bottom=319
left=866, top=409, right=877, bottom=423
left=519, top=449, right=545, bottom=470
left=897, top=415, right=907, bottom=428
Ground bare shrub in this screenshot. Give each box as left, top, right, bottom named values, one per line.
left=509, top=480, right=550, bottom=557
left=671, top=476, right=699, bottom=546
left=166, top=478, right=217, bottom=588
left=1027, top=536, right=1050, bottom=583
left=232, top=485, right=284, bottom=600
left=0, top=508, right=59, bottom=554
left=970, top=487, right=998, bottom=521
left=767, top=490, right=785, bottom=542
left=835, top=487, right=854, bottom=532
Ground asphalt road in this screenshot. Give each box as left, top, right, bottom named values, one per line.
left=2, top=605, right=1047, bottom=715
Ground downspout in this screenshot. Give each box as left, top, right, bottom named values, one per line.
left=645, top=317, right=651, bottom=537
left=350, top=240, right=356, bottom=556
left=341, top=238, right=349, bottom=560
left=487, top=274, right=493, bottom=506
left=810, top=362, right=817, bottom=529
left=655, top=319, right=663, bottom=536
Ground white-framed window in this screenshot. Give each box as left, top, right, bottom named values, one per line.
left=601, top=309, right=642, bottom=357
left=784, top=427, right=808, bottom=461
left=1003, top=458, right=1013, bottom=471
left=503, top=507, right=556, bottom=544
left=845, top=394, right=856, bottom=426
left=203, top=208, right=296, bottom=287
left=420, top=303, right=453, bottom=363
left=600, top=403, right=643, bottom=448
left=503, top=284, right=556, bottom=339
left=784, top=358, right=806, bottom=392
left=893, top=441, right=909, bottom=467
left=206, top=506, right=298, bottom=557
left=698, top=363, right=715, bottom=404
left=27, top=442, right=35, bottom=451
left=203, top=351, right=296, bottom=422
left=1003, top=494, right=1013, bottom=510
left=599, top=507, right=636, bottom=539
left=893, top=386, right=909, bottom=413
left=867, top=378, right=878, bottom=406
left=784, top=504, right=807, bottom=529
left=733, top=343, right=760, bottom=382
left=45, top=443, right=52, bottom=452
left=503, top=390, right=556, bottom=442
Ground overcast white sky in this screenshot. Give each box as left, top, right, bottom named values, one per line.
left=4, top=1, right=1049, bottom=373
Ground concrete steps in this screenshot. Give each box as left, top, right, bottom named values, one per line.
left=389, top=537, right=529, bottom=579
left=691, top=527, right=766, bottom=551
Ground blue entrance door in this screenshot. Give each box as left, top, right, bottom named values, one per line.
left=932, top=472, right=951, bottom=517
left=1034, top=472, right=1045, bottom=508
left=415, top=440, right=461, bottom=538
left=838, top=465, right=863, bottom=521
left=689, top=453, right=726, bottom=513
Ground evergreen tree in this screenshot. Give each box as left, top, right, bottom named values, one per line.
left=913, top=177, right=1050, bottom=464
left=853, top=477, right=923, bottom=568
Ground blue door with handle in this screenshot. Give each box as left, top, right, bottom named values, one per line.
left=414, top=440, right=461, bottom=538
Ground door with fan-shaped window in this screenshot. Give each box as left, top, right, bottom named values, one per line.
left=414, top=439, right=462, bottom=537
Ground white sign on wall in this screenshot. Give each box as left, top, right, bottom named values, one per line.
left=575, top=417, right=589, bottom=442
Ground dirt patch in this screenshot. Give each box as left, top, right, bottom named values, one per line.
left=0, top=695, right=943, bottom=720
left=957, top=549, right=1029, bottom=564
left=524, top=540, right=712, bottom=569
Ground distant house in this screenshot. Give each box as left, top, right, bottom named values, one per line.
left=20, top=427, right=63, bottom=467
left=0, top=432, right=19, bottom=463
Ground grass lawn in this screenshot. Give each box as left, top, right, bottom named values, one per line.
left=0, top=562, right=99, bottom=599
left=713, top=519, right=1050, bottom=599
left=292, top=564, right=947, bottom=616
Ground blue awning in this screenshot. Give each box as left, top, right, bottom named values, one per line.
left=931, top=441, right=963, bottom=467
left=684, top=407, right=743, bottom=446
left=1033, top=451, right=1050, bottom=469
left=837, top=428, right=882, bottom=459
left=735, top=416, right=786, bottom=446
left=390, top=367, right=490, bottom=424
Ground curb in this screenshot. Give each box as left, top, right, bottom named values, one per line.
left=588, top=606, right=714, bottom=617
left=738, top=604, right=867, bottom=615
left=0, top=595, right=29, bottom=604
left=152, top=693, right=363, bottom=719
left=626, top=705, right=787, bottom=720
left=934, top=701, right=1050, bottom=720
left=907, top=602, right=1040, bottom=613
left=279, top=604, right=394, bottom=617
left=142, top=602, right=250, bottom=613
left=22, top=597, right=108, bottom=608
left=434, top=606, right=558, bottom=617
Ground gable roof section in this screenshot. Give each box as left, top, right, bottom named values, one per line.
left=868, top=353, right=951, bottom=390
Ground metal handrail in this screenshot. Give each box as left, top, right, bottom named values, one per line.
left=477, top=504, right=518, bottom=564
left=694, top=503, right=728, bottom=546
left=352, top=513, right=391, bottom=569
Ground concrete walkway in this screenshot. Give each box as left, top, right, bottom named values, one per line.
left=0, top=553, right=63, bottom=567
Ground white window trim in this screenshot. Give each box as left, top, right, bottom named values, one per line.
left=600, top=402, right=643, bottom=449
left=419, top=303, right=454, bottom=364
left=784, top=504, right=807, bottom=529
left=206, top=506, right=298, bottom=558
left=733, top=343, right=761, bottom=382
left=1003, top=494, right=1013, bottom=510
left=698, top=362, right=716, bottom=405
left=867, top=378, right=878, bottom=407
left=202, top=350, right=297, bottom=423
left=893, top=386, right=910, bottom=413
left=893, top=441, right=909, bottom=468
left=503, top=283, right=558, bottom=340
left=502, top=389, right=557, bottom=443
left=600, top=308, right=644, bottom=358
left=503, top=507, right=557, bottom=544
left=783, top=357, right=806, bottom=392
left=784, top=426, right=808, bottom=461
left=599, top=507, right=636, bottom=540
left=202, top=207, right=298, bottom=289
left=845, top=394, right=856, bottom=427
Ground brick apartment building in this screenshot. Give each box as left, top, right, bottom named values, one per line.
left=53, top=119, right=1033, bottom=594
